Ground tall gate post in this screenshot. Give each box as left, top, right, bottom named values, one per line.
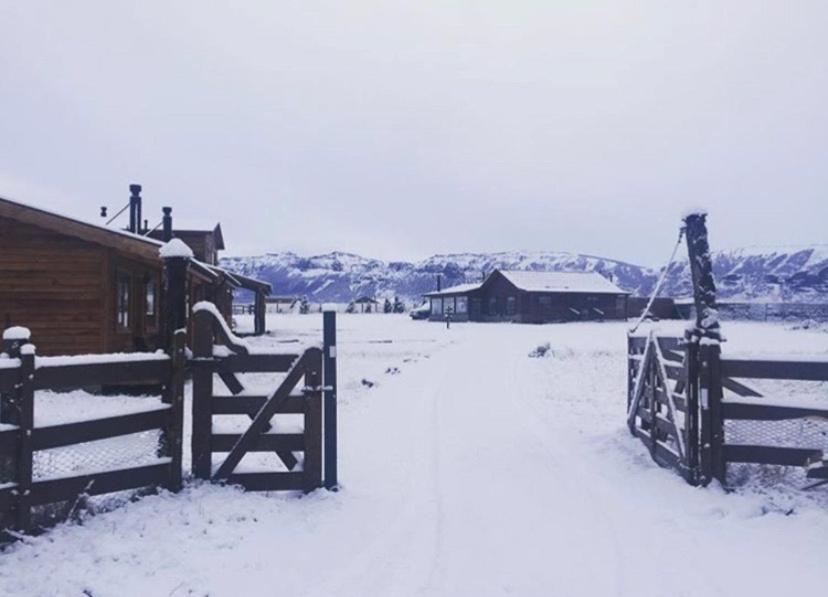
left=323, top=309, right=338, bottom=489
left=160, top=239, right=193, bottom=352
left=191, top=310, right=214, bottom=480
left=161, top=330, right=187, bottom=491
left=1, top=328, right=34, bottom=531
left=683, top=211, right=724, bottom=485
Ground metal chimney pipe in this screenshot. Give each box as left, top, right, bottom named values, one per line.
left=437, top=274, right=442, bottom=292
left=162, top=207, right=173, bottom=242
left=129, top=184, right=142, bottom=233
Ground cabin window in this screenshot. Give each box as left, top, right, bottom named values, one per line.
left=538, top=295, right=552, bottom=313
left=456, top=296, right=468, bottom=314
left=145, top=280, right=157, bottom=318
left=116, top=274, right=131, bottom=329
left=444, top=297, right=454, bottom=314
left=488, top=297, right=497, bottom=315
left=432, top=298, right=443, bottom=315
left=506, top=296, right=516, bottom=316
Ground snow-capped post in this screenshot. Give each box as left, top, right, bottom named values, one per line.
left=160, top=238, right=193, bottom=352
left=682, top=211, right=724, bottom=485
left=1, top=327, right=35, bottom=530
left=322, top=306, right=338, bottom=489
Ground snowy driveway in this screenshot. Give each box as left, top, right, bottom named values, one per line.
left=1, top=316, right=828, bottom=596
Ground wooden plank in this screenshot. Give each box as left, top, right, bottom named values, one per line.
left=632, top=427, right=682, bottom=471
left=34, top=358, right=170, bottom=390
left=191, top=311, right=214, bottom=480
left=214, top=349, right=319, bottom=479
left=0, top=484, right=16, bottom=513
left=211, top=433, right=304, bottom=452
left=0, top=366, right=18, bottom=392
left=323, top=309, right=338, bottom=489
left=807, top=465, right=828, bottom=480
left=720, top=358, right=828, bottom=381
left=304, top=363, right=323, bottom=492
left=32, top=407, right=171, bottom=450
left=0, top=426, right=19, bottom=452
left=218, top=353, right=300, bottom=373
left=722, top=444, right=823, bottom=466
left=721, top=377, right=763, bottom=398
left=722, top=401, right=828, bottom=421
left=212, top=394, right=305, bottom=415
left=30, top=462, right=171, bottom=505
left=224, top=472, right=306, bottom=491
left=217, top=371, right=245, bottom=395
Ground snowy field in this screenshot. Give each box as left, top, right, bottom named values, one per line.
left=1, top=314, right=828, bottom=596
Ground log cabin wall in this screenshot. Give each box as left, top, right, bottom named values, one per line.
left=0, top=216, right=164, bottom=355
left=0, top=217, right=107, bottom=355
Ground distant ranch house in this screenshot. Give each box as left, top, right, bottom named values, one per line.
left=423, top=269, right=629, bottom=323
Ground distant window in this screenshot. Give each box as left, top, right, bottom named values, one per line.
left=443, top=297, right=454, bottom=314
left=488, top=297, right=497, bottom=315
left=456, top=296, right=468, bottom=314
left=432, top=298, right=443, bottom=315
left=470, top=298, right=481, bottom=314
left=117, top=274, right=131, bottom=329
left=538, top=295, right=552, bottom=313
left=146, top=280, right=157, bottom=317
left=506, top=296, right=516, bottom=316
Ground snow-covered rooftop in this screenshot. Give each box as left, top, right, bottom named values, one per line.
left=500, top=270, right=626, bottom=294
left=423, top=282, right=483, bottom=297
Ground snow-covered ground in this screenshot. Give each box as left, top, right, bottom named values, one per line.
left=1, top=315, right=828, bottom=596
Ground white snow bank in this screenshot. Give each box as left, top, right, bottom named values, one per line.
left=158, top=238, right=194, bottom=259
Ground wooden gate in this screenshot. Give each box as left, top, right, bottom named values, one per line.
left=190, top=304, right=337, bottom=492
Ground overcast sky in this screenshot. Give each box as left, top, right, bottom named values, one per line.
left=1, top=2, right=826, bottom=265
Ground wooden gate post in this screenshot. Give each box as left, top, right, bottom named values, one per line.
left=191, top=310, right=214, bottom=480
left=161, top=240, right=193, bottom=352
left=323, top=309, right=338, bottom=489
left=683, top=211, right=724, bottom=485
left=161, top=330, right=187, bottom=491
left=1, top=328, right=34, bottom=531
left=304, top=349, right=324, bottom=492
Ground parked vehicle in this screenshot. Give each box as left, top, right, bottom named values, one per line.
left=409, top=302, right=431, bottom=320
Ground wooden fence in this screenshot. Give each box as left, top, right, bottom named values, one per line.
left=628, top=331, right=828, bottom=487
left=190, top=305, right=338, bottom=492
left=0, top=329, right=185, bottom=535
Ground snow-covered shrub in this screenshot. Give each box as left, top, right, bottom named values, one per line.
left=528, top=342, right=551, bottom=358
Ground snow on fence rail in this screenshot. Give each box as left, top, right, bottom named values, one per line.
left=0, top=329, right=186, bottom=536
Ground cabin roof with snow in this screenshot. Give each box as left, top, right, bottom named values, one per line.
left=423, top=269, right=626, bottom=297
left=499, top=270, right=626, bottom=294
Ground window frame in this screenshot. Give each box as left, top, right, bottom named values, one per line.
left=116, top=271, right=132, bottom=331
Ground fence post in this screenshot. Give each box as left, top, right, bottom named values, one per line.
left=683, top=212, right=724, bottom=486
left=161, top=239, right=193, bottom=351
left=683, top=341, right=701, bottom=485
left=323, top=309, right=338, bottom=490
left=161, top=330, right=187, bottom=491
left=191, top=310, right=214, bottom=480
left=304, top=349, right=323, bottom=492
left=2, top=328, right=34, bottom=531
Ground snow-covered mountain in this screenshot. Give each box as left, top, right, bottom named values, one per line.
left=221, top=246, right=828, bottom=304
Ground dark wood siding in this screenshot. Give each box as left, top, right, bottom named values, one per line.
left=0, top=218, right=107, bottom=355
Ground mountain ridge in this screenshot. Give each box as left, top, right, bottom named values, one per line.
left=221, top=246, right=828, bottom=304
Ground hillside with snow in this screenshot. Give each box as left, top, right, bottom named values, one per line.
left=221, top=246, right=828, bottom=304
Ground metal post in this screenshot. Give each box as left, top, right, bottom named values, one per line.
left=162, top=207, right=173, bottom=242
left=129, top=184, right=142, bottom=233
left=323, top=309, right=338, bottom=489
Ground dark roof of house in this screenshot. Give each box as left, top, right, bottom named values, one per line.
left=423, top=269, right=628, bottom=297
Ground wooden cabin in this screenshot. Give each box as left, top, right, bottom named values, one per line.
left=0, top=195, right=269, bottom=355
left=423, top=269, right=629, bottom=323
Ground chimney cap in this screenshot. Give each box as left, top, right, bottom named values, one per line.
left=129, top=183, right=142, bottom=194
left=162, top=206, right=172, bottom=215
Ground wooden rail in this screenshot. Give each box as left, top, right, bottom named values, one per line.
left=0, top=329, right=186, bottom=536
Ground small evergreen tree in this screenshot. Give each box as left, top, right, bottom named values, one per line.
left=383, top=298, right=392, bottom=313
left=299, top=296, right=310, bottom=314
left=393, top=296, right=405, bottom=313
left=346, top=301, right=356, bottom=314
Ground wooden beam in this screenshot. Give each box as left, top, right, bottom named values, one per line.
left=32, top=407, right=171, bottom=450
